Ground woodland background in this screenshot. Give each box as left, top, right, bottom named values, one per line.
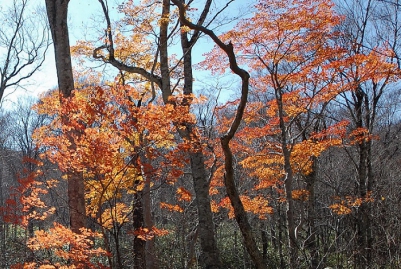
left=0, top=0, right=401, bottom=268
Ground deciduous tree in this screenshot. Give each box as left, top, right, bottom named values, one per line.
left=0, top=0, right=50, bottom=103
left=45, top=0, right=86, bottom=233
left=73, top=1, right=237, bottom=267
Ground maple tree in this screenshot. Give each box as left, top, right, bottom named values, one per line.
left=31, top=83, right=196, bottom=268
left=200, top=0, right=400, bottom=267
left=71, top=0, right=235, bottom=267
left=0, top=155, right=110, bottom=269
left=68, top=0, right=401, bottom=267
left=10, top=175, right=108, bottom=269
left=200, top=0, right=350, bottom=267
left=171, top=0, right=273, bottom=267
left=216, top=1, right=398, bottom=267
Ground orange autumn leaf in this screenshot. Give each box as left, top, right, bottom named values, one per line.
left=329, top=192, right=374, bottom=215
left=26, top=222, right=109, bottom=268
left=210, top=200, right=219, bottom=213
left=134, top=226, right=169, bottom=241
left=160, top=202, right=184, bottom=213
left=176, top=187, right=192, bottom=202
left=329, top=202, right=352, bottom=215
left=291, top=189, right=310, bottom=201
left=219, top=196, right=273, bottom=219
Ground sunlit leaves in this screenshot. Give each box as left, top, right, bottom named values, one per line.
left=100, top=203, right=131, bottom=229
left=329, top=192, right=374, bottom=215
left=204, top=0, right=365, bottom=221
left=32, top=81, right=197, bottom=257
left=177, top=187, right=192, bottom=202
left=291, top=189, right=310, bottom=201
left=202, top=0, right=342, bottom=79
left=160, top=202, right=183, bottom=213
left=329, top=202, right=352, bottom=215
left=218, top=196, right=273, bottom=220
left=26, top=222, right=109, bottom=268
left=348, top=127, right=378, bottom=145
left=134, top=226, right=169, bottom=241
left=1, top=160, right=56, bottom=228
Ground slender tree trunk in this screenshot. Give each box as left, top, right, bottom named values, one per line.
left=129, top=147, right=148, bottom=269
left=44, top=0, right=74, bottom=98
left=283, top=150, right=297, bottom=268
left=275, top=87, right=298, bottom=268
left=261, top=224, right=268, bottom=263
left=159, top=0, right=172, bottom=105
left=179, top=4, right=221, bottom=266
left=305, top=158, right=319, bottom=269
left=353, top=88, right=373, bottom=268
left=356, top=140, right=372, bottom=268
left=133, top=191, right=146, bottom=269
left=277, top=205, right=285, bottom=269
left=221, top=134, right=267, bottom=269
left=114, top=230, right=122, bottom=269
left=45, top=0, right=86, bottom=233
left=140, top=152, right=159, bottom=269
left=366, top=139, right=373, bottom=265
left=0, top=159, right=4, bottom=268
left=159, top=1, right=221, bottom=267
left=173, top=0, right=267, bottom=267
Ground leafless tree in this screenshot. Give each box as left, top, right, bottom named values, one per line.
left=0, top=0, right=50, bottom=103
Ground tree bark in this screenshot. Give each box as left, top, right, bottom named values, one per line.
left=45, top=0, right=74, bottom=98
left=275, top=86, right=298, bottom=268
left=188, top=149, right=222, bottom=268
left=176, top=1, right=222, bottom=267
left=172, top=1, right=267, bottom=268
left=133, top=191, right=146, bottom=269
left=305, top=159, right=319, bottom=268
left=354, top=88, right=372, bottom=268
left=0, top=157, right=4, bottom=268
left=45, top=0, right=86, bottom=233
left=140, top=151, right=159, bottom=269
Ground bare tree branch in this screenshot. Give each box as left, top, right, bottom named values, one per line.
left=0, top=0, right=50, bottom=101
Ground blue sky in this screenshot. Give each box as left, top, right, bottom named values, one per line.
left=3, top=0, right=251, bottom=107
left=3, top=0, right=102, bottom=106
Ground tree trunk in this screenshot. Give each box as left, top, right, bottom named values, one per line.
left=177, top=1, right=221, bottom=266
left=133, top=191, right=146, bottom=269
left=356, top=140, right=372, bottom=268
left=44, top=0, right=74, bottom=98
left=221, top=134, right=267, bottom=269
left=45, top=0, right=86, bottom=233
left=283, top=150, right=297, bottom=268
left=189, top=150, right=222, bottom=268
left=277, top=204, right=286, bottom=269
left=140, top=152, right=159, bottom=269
left=173, top=0, right=267, bottom=267
left=160, top=1, right=221, bottom=267
left=275, top=87, right=298, bottom=268
left=261, top=223, right=268, bottom=264
left=0, top=158, right=4, bottom=268
left=354, top=89, right=372, bottom=268
left=305, top=159, right=319, bottom=268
